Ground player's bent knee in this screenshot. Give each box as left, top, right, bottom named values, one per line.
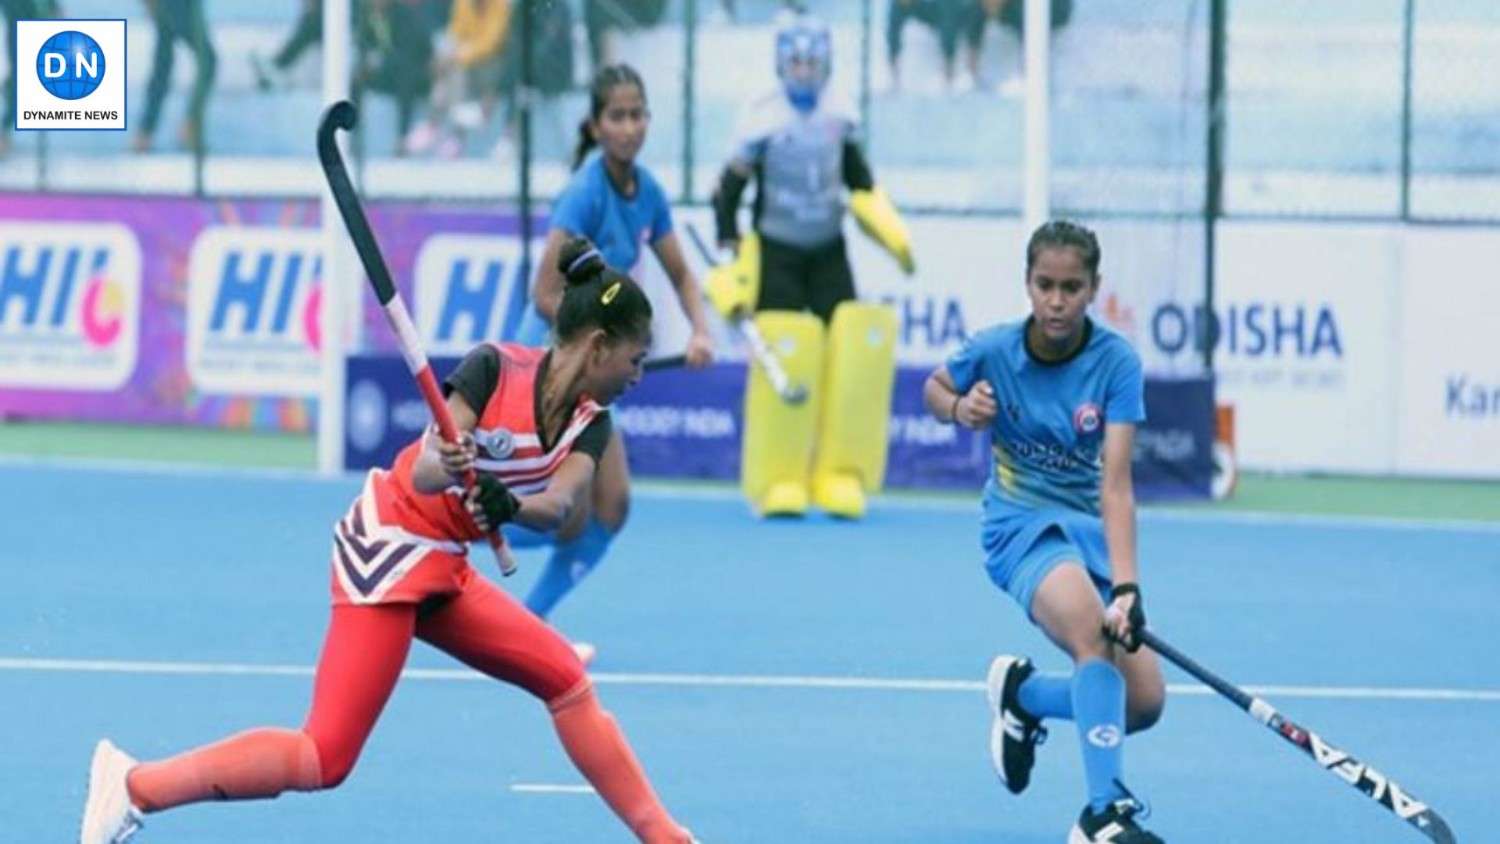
left=1125, top=679, right=1167, bottom=733
left=545, top=675, right=594, bottom=714
left=555, top=499, right=593, bottom=542
left=1060, top=624, right=1112, bottom=664
left=1127, top=693, right=1165, bottom=734
left=303, top=729, right=361, bottom=790
left=595, top=487, right=629, bottom=534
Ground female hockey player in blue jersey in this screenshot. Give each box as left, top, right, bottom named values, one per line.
left=923, top=220, right=1167, bottom=843
left=512, top=63, right=714, bottom=660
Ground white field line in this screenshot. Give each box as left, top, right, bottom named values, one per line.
left=2, top=657, right=1498, bottom=703
left=509, top=784, right=597, bottom=795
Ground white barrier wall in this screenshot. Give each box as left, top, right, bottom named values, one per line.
left=647, top=210, right=1498, bottom=478
left=1215, top=223, right=1402, bottom=473
left=1395, top=229, right=1500, bottom=478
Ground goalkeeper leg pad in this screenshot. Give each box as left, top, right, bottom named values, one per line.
left=740, top=310, right=824, bottom=517
left=811, top=302, right=898, bottom=519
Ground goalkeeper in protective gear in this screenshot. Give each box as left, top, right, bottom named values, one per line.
left=708, top=11, right=913, bottom=519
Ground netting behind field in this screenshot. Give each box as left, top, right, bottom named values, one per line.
left=1225, top=0, right=1500, bottom=220
left=1409, top=0, right=1500, bottom=220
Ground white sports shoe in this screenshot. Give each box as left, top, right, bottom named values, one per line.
left=571, top=641, right=597, bottom=667
left=80, top=739, right=143, bottom=844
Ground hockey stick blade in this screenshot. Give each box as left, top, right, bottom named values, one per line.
left=1138, top=628, right=1455, bottom=843
left=316, top=100, right=518, bottom=577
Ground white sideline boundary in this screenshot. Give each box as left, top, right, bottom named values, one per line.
left=1, top=453, right=1498, bottom=535
left=2, top=657, right=1498, bottom=703
left=509, top=784, right=597, bottom=795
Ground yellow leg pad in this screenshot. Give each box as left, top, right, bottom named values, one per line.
left=812, top=302, right=899, bottom=519
left=740, top=310, right=825, bottom=517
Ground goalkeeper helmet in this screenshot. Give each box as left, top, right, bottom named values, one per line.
left=775, top=13, right=831, bottom=113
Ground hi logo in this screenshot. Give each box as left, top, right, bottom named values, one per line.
left=1308, top=733, right=1429, bottom=820
left=14, top=19, right=126, bottom=130
left=0, top=221, right=141, bottom=389
left=414, top=234, right=536, bottom=356
left=186, top=226, right=322, bottom=396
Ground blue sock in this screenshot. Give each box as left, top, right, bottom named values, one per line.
left=1018, top=671, right=1074, bottom=721
left=1071, top=658, right=1127, bottom=812
left=524, top=519, right=612, bottom=618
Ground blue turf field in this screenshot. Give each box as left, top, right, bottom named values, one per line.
left=3, top=460, right=1497, bottom=842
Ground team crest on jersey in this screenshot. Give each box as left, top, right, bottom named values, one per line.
left=1073, top=402, right=1102, bottom=435
left=475, top=426, right=516, bottom=459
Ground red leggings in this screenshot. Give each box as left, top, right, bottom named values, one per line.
left=126, top=569, right=688, bottom=841
left=307, top=569, right=585, bottom=784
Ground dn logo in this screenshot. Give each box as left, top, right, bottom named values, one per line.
left=37, top=30, right=105, bottom=100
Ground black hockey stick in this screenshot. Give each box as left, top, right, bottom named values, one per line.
left=682, top=223, right=808, bottom=405
left=1139, top=628, right=1456, bottom=843
left=317, top=100, right=518, bottom=576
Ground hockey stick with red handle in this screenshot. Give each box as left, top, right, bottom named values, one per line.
left=317, top=100, right=517, bottom=576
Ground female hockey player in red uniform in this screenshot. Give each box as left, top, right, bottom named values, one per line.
left=79, top=237, right=700, bottom=844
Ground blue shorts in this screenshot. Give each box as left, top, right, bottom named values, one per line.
left=984, top=512, right=1112, bottom=623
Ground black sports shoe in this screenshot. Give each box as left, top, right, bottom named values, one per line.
left=985, top=655, right=1047, bottom=794
left=1068, top=784, right=1164, bottom=844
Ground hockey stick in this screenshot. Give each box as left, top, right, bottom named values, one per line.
left=1138, top=628, right=1456, bottom=843
left=682, top=223, right=809, bottom=405
left=317, top=100, right=518, bottom=577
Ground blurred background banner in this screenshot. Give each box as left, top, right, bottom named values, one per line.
left=342, top=351, right=1216, bottom=496
left=0, top=194, right=543, bottom=428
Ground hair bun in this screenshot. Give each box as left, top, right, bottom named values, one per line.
left=558, top=236, right=606, bottom=287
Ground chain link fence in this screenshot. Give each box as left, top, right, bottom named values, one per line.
left=1, top=0, right=1495, bottom=221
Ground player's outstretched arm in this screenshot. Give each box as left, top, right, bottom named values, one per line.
left=651, top=232, right=715, bottom=367
left=1100, top=421, right=1143, bottom=648
left=510, top=453, right=596, bottom=532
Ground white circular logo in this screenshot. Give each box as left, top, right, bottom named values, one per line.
left=1073, top=402, right=1103, bottom=435
left=1086, top=724, right=1122, bottom=748
left=477, top=427, right=516, bottom=459
left=347, top=380, right=387, bottom=453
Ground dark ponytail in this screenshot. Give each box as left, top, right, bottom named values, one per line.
left=555, top=236, right=653, bottom=344
left=1025, top=219, right=1102, bottom=278
left=572, top=63, right=648, bottom=170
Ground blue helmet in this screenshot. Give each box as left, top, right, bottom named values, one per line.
left=775, top=13, right=831, bottom=113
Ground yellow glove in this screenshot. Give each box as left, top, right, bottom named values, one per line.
left=849, top=187, right=915, bottom=275
left=704, top=231, right=762, bottom=319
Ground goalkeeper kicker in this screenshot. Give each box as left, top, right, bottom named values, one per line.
left=707, top=11, right=915, bottom=520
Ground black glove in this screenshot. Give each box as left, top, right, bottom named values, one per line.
left=1109, top=582, right=1147, bottom=653
left=473, top=475, right=521, bottom=527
